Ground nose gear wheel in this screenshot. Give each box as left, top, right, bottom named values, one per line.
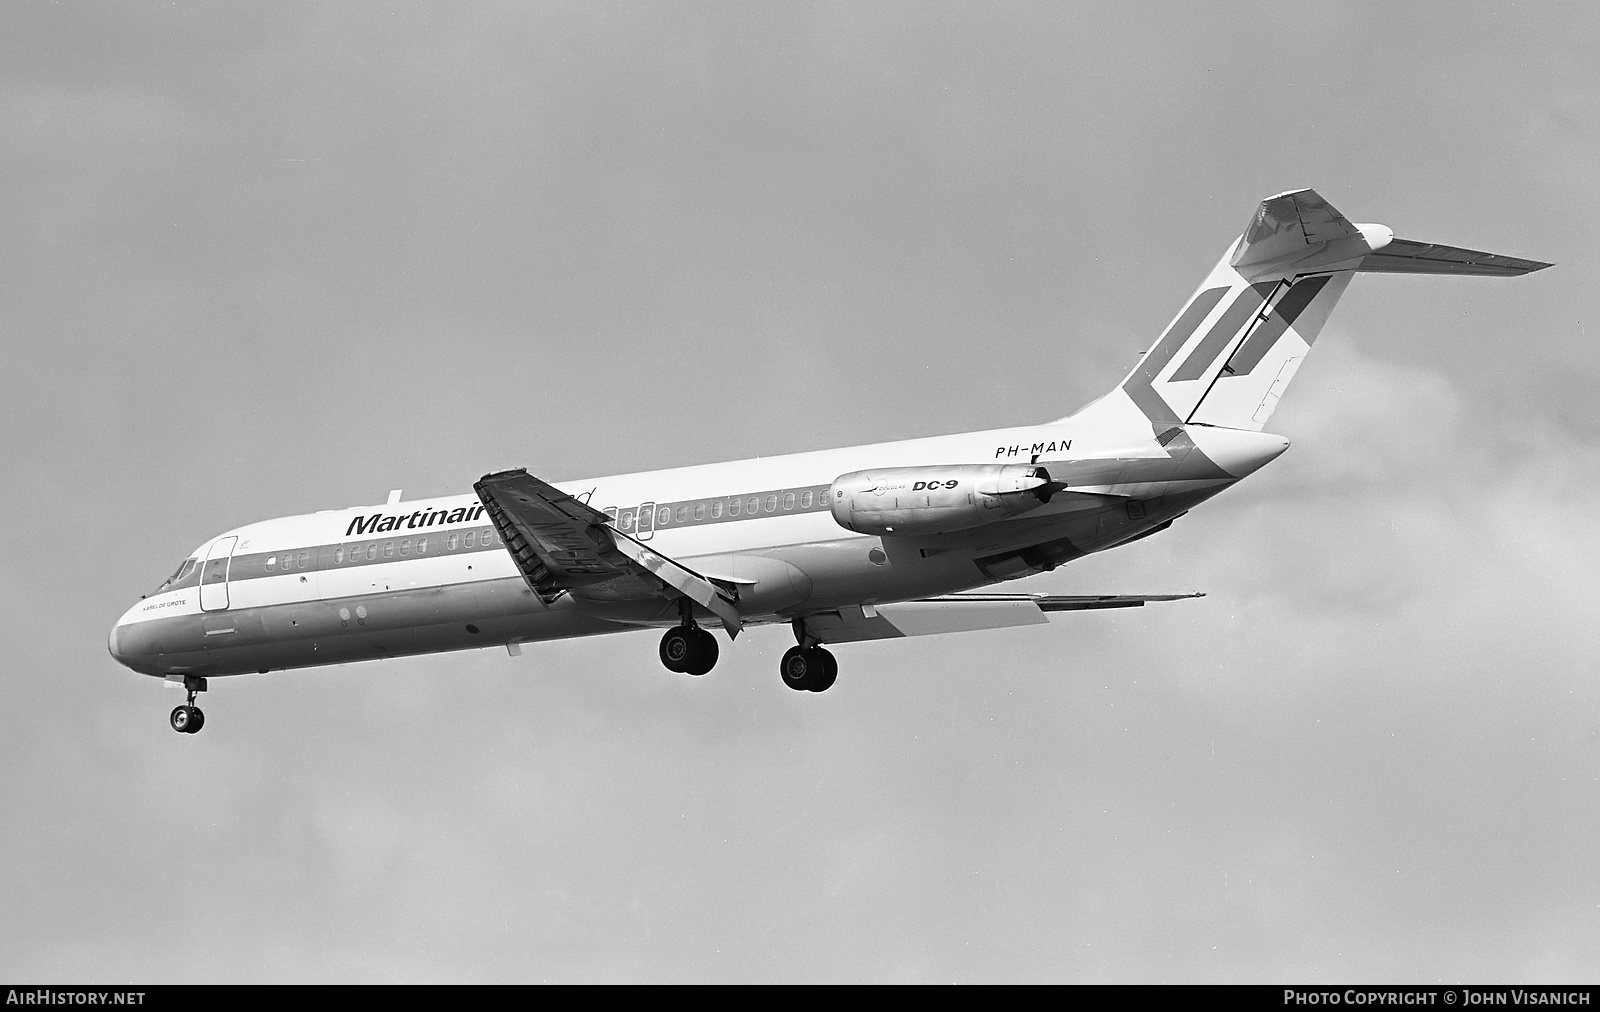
left=168, top=676, right=208, bottom=734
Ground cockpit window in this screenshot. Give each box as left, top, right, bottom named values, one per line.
left=154, top=557, right=200, bottom=596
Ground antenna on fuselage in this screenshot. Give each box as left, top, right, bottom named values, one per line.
left=387, top=489, right=403, bottom=504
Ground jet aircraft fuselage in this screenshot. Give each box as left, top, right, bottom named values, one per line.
left=110, top=422, right=1280, bottom=679
left=108, top=188, right=1550, bottom=733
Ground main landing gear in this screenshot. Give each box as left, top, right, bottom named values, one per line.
left=659, top=601, right=719, bottom=676
left=169, top=675, right=207, bottom=734
left=779, top=645, right=837, bottom=692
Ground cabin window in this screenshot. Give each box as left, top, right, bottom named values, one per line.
left=729, top=498, right=741, bottom=517
left=446, top=532, right=458, bottom=551
left=464, top=531, right=476, bottom=548
left=782, top=493, right=795, bottom=510
left=764, top=495, right=777, bottom=512
left=400, top=539, right=411, bottom=557
left=800, top=490, right=812, bottom=509
left=416, top=538, right=427, bottom=554
left=604, top=507, right=618, bottom=524
left=676, top=505, right=688, bottom=523
left=333, top=547, right=344, bottom=565
left=382, top=542, right=394, bottom=559
left=482, top=528, right=495, bottom=545
left=711, top=500, right=723, bottom=518
left=693, top=503, right=704, bottom=521
left=747, top=497, right=759, bottom=514
left=298, top=550, right=310, bottom=567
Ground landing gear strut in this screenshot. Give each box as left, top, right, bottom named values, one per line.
left=659, top=600, right=719, bottom=676
left=169, top=675, right=207, bottom=734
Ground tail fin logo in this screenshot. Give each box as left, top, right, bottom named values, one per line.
left=1121, top=272, right=1344, bottom=433
left=1169, top=282, right=1278, bottom=382
left=1218, top=275, right=1333, bottom=378
left=1120, top=285, right=1230, bottom=428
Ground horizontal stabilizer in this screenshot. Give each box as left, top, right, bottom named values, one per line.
left=799, top=592, right=1203, bottom=644
left=1358, top=238, right=1552, bottom=277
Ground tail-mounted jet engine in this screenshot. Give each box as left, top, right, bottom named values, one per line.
left=830, top=464, right=1060, bottom=537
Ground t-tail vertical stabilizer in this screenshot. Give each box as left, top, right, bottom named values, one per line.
left=1064, top=189, right=1551, bottom=435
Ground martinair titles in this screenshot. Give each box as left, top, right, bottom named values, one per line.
left=345, top=505, right=490, bottom=538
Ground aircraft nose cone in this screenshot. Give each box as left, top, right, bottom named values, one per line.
left=108, top=603, right=151, bottom=671
left=1186, top=425, right=1291, bottom=478
left=108, top=610, right=133, bottom=666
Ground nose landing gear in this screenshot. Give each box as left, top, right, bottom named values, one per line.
left=168, top=675, right=207, bottom=734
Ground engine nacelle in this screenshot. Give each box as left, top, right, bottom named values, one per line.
left=830, top=464, right=1055, bottom=537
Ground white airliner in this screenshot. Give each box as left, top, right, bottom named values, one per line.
left=109, top=189, right=1549, bottom=733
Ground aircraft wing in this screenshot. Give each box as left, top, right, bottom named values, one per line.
left=990, top=592, right=1204, bottom=611
left=474, top=469, right=743, bottom=636
left=799, top=592, right=1203, bottom=644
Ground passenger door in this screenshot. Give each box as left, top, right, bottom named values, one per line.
left=199, top=536, right=237, bottom=612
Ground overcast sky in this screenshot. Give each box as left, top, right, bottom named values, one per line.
left=2, top=1, right=1598, bottom=983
